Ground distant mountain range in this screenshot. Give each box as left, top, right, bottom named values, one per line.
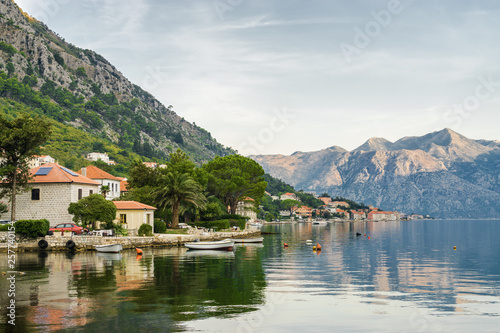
left=251, top=129, right=500, bottom=218
left=0, top=0, right=233, bottom=164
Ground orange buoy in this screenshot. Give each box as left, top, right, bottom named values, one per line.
left=136, top=248, right=143, bottom=255
left=368, top=236, right=371, bottom=240
left=284, top=243, right=288, bottom=248
left=316, top=243, right=322, bottom=250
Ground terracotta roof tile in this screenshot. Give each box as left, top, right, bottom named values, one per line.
left=113, top=201, right=156, bottom=210
left=77, top=165, right=122, bottom=181
left=30, top=163, right=100, bottom=185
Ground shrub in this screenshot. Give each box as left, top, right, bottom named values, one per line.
left=219, top=214, right=248, bottom=220
left=14, top=219, right=50, bottom=238
left=154, top=219, right=166, bottom=233
left=0, top=225, right=10, bottom=231
left=228, top=219, right=246, bottom=230
left=111, top=223, right=128, bottom=236
left=138, top=224, right=153, bottom=236
left=193, top=220, right=230, bottom=231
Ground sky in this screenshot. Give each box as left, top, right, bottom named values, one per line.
left=14, top=0, right=500, bottom=155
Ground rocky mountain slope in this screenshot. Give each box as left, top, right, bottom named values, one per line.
left=0, top=0, right=233, bottom=163
left=251, top=129, right=500, bottom=218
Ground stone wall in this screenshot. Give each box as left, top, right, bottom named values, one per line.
left=0, top=230, right=261, bottom=252
left=0, top=182, right=99, bottom=226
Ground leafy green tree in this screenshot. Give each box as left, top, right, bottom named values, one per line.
left=128, top=160, right=161, bottom=188
left=0, top=114, right=51, bottom=221
left=281, top=199, right=300, bottom=214
left=154, top=172, right=206, bottom=228
left=76, top=67, right=87, bottom=78
left=68, top=194, right=117, bottom=227
left=203, top=155, right=267, bottom=214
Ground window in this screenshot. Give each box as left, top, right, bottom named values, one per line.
left=146, top=214, right=151, bottom=225
left=31, top=189, right=40, bottom=201
left=78, top=189, right=83, bottom=200
left=89, top=190, right=93, bottom=195
left=120, top=214, right=127, bottom=224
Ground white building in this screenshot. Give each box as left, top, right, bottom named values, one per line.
left=235, top=197, right=257, bottom=222
left=86, top=152, right=115, bottom=165
left=0, top=163, right=100, bottom=226
left=280, top=192, right=299, bottom=201
left=77, top=165, right=122, bottom=200
left=28, top=155, right=55, bottom=169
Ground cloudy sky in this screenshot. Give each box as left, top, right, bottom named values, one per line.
left=15, top=0, right=500, bottom=155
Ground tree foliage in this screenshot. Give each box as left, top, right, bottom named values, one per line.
left=68, top=194, right=117, bottom=226
left=0, top=113, right=51, bottom=221
left=203, top=155, right=267, bottom=214
left=154, top=172, right=207, bottom=228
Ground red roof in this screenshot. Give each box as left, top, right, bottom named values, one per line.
left=120, top=179, right=129, bottom=192
left=29, top=163, right=100, bottom=185
left=77, top=165, right=122, bottom=181
left=113, top=201, right=156, bottom=210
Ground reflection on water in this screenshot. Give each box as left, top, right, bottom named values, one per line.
left=1, top=220, right=500, bottom=332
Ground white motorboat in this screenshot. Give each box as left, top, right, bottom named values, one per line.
left=185, top=239, right=234, bottom=250
left=233, top=237, right=264, bottom=243
left=95, top=243, right=123, bottom=253
left=312, top=220, right=327, bottom=226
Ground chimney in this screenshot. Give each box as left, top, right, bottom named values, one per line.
left=82, top=167, right=87, bottom=177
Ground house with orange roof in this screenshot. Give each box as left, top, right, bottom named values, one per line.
left=318, top=196, right=332, bottom=205
left=236, top=197, right=257, bottom=222
left=367, top=211, right=396, bottom=221
left=113, top=201, right=156, bottom=235
left=329, top=201, right=350, bottom=208
left=280, top=192, right=299, bottom=201
left=77, top=165, right=122, bottom=200
left=118, top=177, right=129, bottom=195
left=0, top=163, right=100, bottom=226
left=295, top=206, right=313, bottom=218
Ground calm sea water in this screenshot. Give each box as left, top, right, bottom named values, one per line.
left=1, top=220, right=500, bottom=332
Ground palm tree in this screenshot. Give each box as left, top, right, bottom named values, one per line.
left=100, top=185, right=110, bottom=199
left=155, top=172, right=207, bottom=228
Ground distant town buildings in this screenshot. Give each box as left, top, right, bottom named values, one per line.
left=280, top=192, right=299, bottom=201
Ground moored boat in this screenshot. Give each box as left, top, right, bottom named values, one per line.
left=233, top=237, right=264, bottom=243
left=185, top=239, right=234, bottom=250
left=95, top=243, right=123, bottom=253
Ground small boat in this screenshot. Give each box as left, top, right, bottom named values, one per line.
left=185, top=239, right=234, bottom=250
left=95, top=243, right=123, bottom=253
left=312, top=221, right=327, bottom=226
left=233, top=237, right=264, bottom=243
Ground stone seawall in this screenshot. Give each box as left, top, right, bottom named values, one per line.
left=0, top=230, right=261, bottom=252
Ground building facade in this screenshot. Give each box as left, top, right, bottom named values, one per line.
left=0, top=163, right=100, bottom=226
left=113, top=201, right=156, bottom=235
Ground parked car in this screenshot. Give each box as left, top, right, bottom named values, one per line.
left=48, top=223, right=83, bottom=235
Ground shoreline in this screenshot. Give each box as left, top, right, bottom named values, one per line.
left=0, top=229, right=261, bottom=253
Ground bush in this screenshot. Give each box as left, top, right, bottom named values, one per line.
left=154, top=219, right=166, bottom=233
left=14, top=219, right=50, bottom=238
left=111, top=223, right=128, bottom=236
left=138, top=224, right=153, bottom=236
left=228, top=219, right=246, bottom=230
left=0, top=224, right=10, bottom=231
left=193, top=220, right=230, bottom=231
left=219, top=214, right=248, bottom=220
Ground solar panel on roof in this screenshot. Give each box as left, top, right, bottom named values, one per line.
left=35, top=167, right=52, bottom=176
left=61, top=166, right=78, bottom=176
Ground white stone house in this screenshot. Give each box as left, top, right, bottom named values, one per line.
left=28, top=155, right=56, bottom=169
left=77, top=165, right=122, bottom=200
left=86, top=152, right=115, bottom=165
left=236, top=197, right=257, bottom=222
left=280, top=192, right=299, bottom=201
left=0, top=163, right=100, bottom=226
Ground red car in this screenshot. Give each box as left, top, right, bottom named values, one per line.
left=48, top=223, right=83, bottom=235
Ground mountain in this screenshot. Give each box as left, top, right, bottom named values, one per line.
left=251, top=129, right=500, bottom=218
left=0, top=0, right=234, bottom=163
